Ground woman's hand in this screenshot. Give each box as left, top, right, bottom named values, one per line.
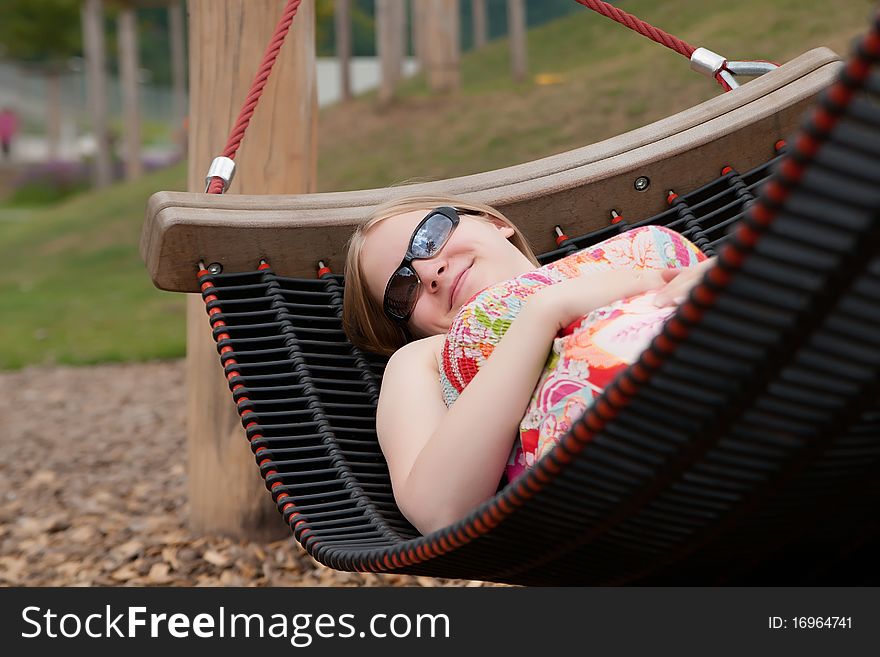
left=532, top=266, right=672, bottom=332
left=652, top=256, right=718, bottom=307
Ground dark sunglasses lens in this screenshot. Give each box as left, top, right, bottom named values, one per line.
left=384, top=267, right=419, bottom=319
left=410, top=212, right=454, bottom=259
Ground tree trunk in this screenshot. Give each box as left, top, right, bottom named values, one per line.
left=334, top=0, right=352, bottom=102
left=507, top=0, right=527, bottom=84
left=423, top=0, right=460, bottom=93
left=168, top=0, right=187, bottom=156
left=472, top=0, right=487, bottom=49
left=377, top=0, right=405, bottom=104
left=118, top=2, right=143, bottom=180
left=46, top=70, right=62, bottom=161
left=411, top=0, right=427, bottom=71
left=80, top=0, right=113, bottom=188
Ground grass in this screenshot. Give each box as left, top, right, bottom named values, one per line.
left=316, top=0, right=874, bottom=191
left=0, top=0, right=874, bottom=369
left=0, top=163, right=187, bottom=369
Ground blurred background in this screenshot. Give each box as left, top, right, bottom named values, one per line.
left=0, top=0, right=873, bottom=370
left=0, top=0, right=875, bottom=587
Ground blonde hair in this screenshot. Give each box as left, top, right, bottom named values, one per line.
left=342, top=194, right=539, bottom=356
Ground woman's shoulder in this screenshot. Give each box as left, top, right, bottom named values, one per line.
left=387, top=335, right=445, bottom=372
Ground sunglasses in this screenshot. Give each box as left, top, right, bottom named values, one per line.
left=382, top=206, right=463, bottom=323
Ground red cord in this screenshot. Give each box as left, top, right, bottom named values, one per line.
left=207, top=0, right=303, bottom=194
left=207, top=0, right=713, bottom=193
left=207, top=0, right=715, bottom=195
left=574, top=0, right=696, bottom=59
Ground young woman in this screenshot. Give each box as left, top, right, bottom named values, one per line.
left=343, top=194, right=715, bottom=535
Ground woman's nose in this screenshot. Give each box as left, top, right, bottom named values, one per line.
left=412, top=258, right=447, bottom=292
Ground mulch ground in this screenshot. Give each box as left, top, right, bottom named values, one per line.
left=0, top=360, right=498, bottom=587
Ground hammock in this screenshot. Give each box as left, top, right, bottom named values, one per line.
left=140, top=10, right=880, bottom=584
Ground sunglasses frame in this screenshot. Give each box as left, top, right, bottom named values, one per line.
left=382, top=206, right=463, bottom=323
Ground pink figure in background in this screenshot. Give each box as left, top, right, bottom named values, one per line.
left=0, top=107, right=19, bottom=160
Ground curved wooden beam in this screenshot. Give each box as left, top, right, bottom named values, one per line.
left=141, top=47, right=840, bottom=292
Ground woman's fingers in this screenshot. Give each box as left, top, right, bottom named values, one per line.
left=653, top=257, right=716, bottom=307
left=653, top=270, right=694, bottom=306
left=652, top=285, right=672, bottom=306
left=653, top=290, right=686, bottom=307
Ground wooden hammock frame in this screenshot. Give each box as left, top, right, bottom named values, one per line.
left=141, top=48, right=840, bottom=291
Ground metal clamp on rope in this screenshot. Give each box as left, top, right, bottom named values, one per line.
left=205, top=156, right=236, bottom=193
left=690, top=47, right=778, bottom=90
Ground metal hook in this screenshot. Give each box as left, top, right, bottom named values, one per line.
left=690, top=47, right=778, bottom=90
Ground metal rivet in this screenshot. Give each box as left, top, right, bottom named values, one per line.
left=207, top=262, right=223, bottom=275
left=634, top=176, right=650, bottom=192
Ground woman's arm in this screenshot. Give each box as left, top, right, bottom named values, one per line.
left=378, top=266, right=671, bottom=535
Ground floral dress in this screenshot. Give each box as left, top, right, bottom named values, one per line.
left=439, top=225, right=706, bottom=483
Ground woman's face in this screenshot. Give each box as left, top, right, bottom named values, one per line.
left=361, top=209, right=534, bottom=338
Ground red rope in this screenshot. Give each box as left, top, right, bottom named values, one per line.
left=207, top=0, right=709, bottom=195
left=574, top=0, right=696, bottom=59
left=207, top=0, right=303, bottom=194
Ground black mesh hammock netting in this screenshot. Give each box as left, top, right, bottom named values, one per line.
left=192, top=22, right=880, bottom=586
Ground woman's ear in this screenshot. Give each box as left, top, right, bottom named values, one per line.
left=485, top=215, right=515, bottom=239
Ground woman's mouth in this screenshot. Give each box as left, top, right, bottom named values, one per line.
left=449, top=264, right=472, bottom=310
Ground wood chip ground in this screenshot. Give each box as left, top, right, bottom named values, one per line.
left=0, top=360, right=504, bottom=587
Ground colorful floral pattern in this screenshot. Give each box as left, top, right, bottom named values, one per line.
left=439, top=225, right=706, bottom=483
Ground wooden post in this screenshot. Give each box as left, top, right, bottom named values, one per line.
left=118, top=2, right=144, bottom=180
left=376, top=0, right=405, bottom=104
left=423, top=0, right=460, bottom=93
left=168, top=0, right=187, bottom=154
left=185, top=0, right=317, bottom=541
left=472, top=0, right=487, bottom=49
left=334, top=0, right=352, bottom=102
left=81, top=0, right=113, bottom=188
left=507, top=0, right=527, bottom=83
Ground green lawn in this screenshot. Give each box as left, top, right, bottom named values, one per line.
left=0, top=0, right=874, bottom=369
left=0, top=164, right=187, bottom=369
left=316, top=0, right=874, bottom=191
